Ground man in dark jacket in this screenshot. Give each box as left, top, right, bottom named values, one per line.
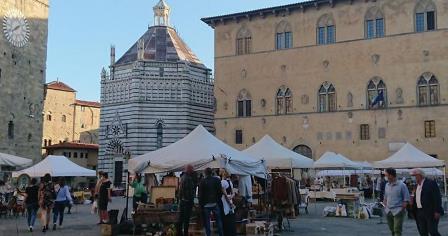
left=410, top=168, right=442, bottom=236
left=176, top=165, right=196, bottom=236
left=198, top=168, right=223, bottom=236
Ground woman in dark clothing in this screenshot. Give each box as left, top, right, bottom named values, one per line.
left=39, top=173, right=55, bottom=232
left=24, top=178, right=39, bottom=232
left=98, top=172, right=111, bottom=224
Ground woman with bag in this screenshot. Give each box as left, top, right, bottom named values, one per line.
left=220, top=170, right=236, bottom=236
left=39, top=173, right=55, bottom=233
left=52, top=178, right=73, bottom=230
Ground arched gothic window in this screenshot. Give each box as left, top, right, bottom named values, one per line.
left=365, top=7, right=384, bottom=39
left=317, top=14, right=336, bottom=45
left=276, top=21, right=292, bottom=50
left=415, top=0, right=436, bottom=32
left=293, top=145, right=313, bottom=159
left=237, top=89, right=252, bottom=117
left=156, top=122, right=163, bottom=149
left=367, top=78, right=387, bottom=109
left=318, top=82, right=336, bottom=112
left=236, top=27, right=252, bottom=55
left=417, top=73, right=439, bottom=106
left=276, top=87, right=293, bottom=115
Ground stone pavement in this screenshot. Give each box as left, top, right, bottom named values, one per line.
left=0, top=197, right=446, bottom=236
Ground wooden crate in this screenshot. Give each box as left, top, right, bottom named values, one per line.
left=151, top=186, right=176, bottom=204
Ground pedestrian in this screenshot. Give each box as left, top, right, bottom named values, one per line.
left=66, top=186, right=73, bottom=214
left=198, top=168, right=224, bottom=236
left=39, top=173, right=55, bottom=232
left=130, top=174, right=147, bottom=213
left=94, top=171, right=104, bottom=222
left=383, top=168, right=410, bottom=236
left=52, top=178, right=73, bottom=230
left=375, top=173, right=385, bottom=201
left=24, top=178, right=39, bottom=232
left=176, top=165, right=196, bottom=236
left=410, top=168, right=442, bottom=236
left=220, top=170, right=236, bottom=236
left=98, top=172, right=112, bottom=224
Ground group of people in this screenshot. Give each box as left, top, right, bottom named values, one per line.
left=177, top=166, right=236, bottom=236
left=21, top=173, right=73, bottom=232
left=383, top=168, right=443, bottom=236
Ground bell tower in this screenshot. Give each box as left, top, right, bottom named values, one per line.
left=153, top=0, right=171, bottom=26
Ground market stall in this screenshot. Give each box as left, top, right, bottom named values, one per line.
left=129, top=125, right=266, bottom=178
left=313, top=152, right=363, bottom=218
left=128, top=125, right=268, bottom=235
left=373, top=142, right=446, bottom=195
left=0, top=152, right=32, bottom=169
left=243, top=135, right=313, bottom=171
left=12, top=155, right=96, bottom=177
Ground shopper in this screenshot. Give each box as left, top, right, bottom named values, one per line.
left=98, top=172, right=112, bottom=224
left=52, top=178, right=73, bottom=230
left=39, top=173, right=55, bottom=232
left=383, top=168, right=410, bottom=236
left=130, top=174, right=147, bottom=212
left=94, top=171, right=104, bottom=222
left=220, top=170, right=236, bottom=236
left=198, top=168, right=223, bottom=236
left=410, top=168, right=442, bottom=236
left=176, top=165, right=196, bottom=236
left=24, top=178, right=39, bottom=232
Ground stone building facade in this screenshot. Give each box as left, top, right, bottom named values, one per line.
left=42, top=81, right=100, bottom=152
left=0, top=0, right=49, bottom=162
left=44, top=142, right=99, bottom=170
left=99, top=0, right=214, bottom=186
left=202, top=0, right=448, bottom=165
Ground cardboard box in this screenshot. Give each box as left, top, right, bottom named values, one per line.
left=100, top=224, right=118, bottom=236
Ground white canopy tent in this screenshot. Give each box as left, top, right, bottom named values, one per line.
left=313, top=152, right=360, bottom=169
left=12, top=155, right=96, bottom=177
left=0, top=152, right=32, bottom=168
left=373, top=142, right=446, bottom=195
left=317, top=169, right=379, bottom=177
left=128, top=125, right=266, bottom=178
left=373, top=143, right=444, bottom=168
left=243, top=135, right=313, bottom=170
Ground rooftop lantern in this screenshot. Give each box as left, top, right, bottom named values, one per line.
left=153, top=0, right=171, bottom=26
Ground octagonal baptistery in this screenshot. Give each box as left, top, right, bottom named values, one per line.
left=99, top=0, right=214, bottom=186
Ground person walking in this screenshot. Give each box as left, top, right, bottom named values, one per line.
left=52, top=178, right=73, bottom=230
left=24, top=178, right=39, bottom=232
left=410, top=168, right=442, bottom=236
left=383, top=168, right=410, bottom=236
left=198, top=168, right=224, bottom=236
left=39, top=173, right=55, bottom=232
left=98, top=172, right=112, bottom=224
left=176, top=165, right=196, bottom=236
left=130, top=174, right=147, bottom=213
left=94, top=171, right=104, bottom=222
left=220, top=170, right=236, bottom=236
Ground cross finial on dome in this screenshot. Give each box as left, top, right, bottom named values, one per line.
left=153, top=0, right=171, bottom=26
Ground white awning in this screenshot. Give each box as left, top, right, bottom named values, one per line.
left=374, top=143, right=445, bottom=168
left=0, top=152, right=32, bottom=168
left=12, top=155, right=96, bottom=177
left=128, top=125, right=267, bottom=178
left=314, top=152, right=360, bottom=169
left=243, top=135, right=313, bottom=169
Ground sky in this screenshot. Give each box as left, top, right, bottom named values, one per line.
left=46, top=0, right=300, bottom=101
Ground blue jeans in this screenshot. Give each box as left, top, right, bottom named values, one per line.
left=53, top=201, right=66, bottom=225
left=202, top=205, right=223, bottom=236
left=26, top=203, right=38, bottom=227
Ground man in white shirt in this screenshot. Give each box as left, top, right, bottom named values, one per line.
left=410, top=168, right=442, bottom=236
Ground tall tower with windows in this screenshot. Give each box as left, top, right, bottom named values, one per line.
left=98, top=0, right=214, bottom=186
left=0, top=0, right=49, bottom=163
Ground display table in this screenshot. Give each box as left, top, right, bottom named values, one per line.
left=335, top=193, right=362, bottom=218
